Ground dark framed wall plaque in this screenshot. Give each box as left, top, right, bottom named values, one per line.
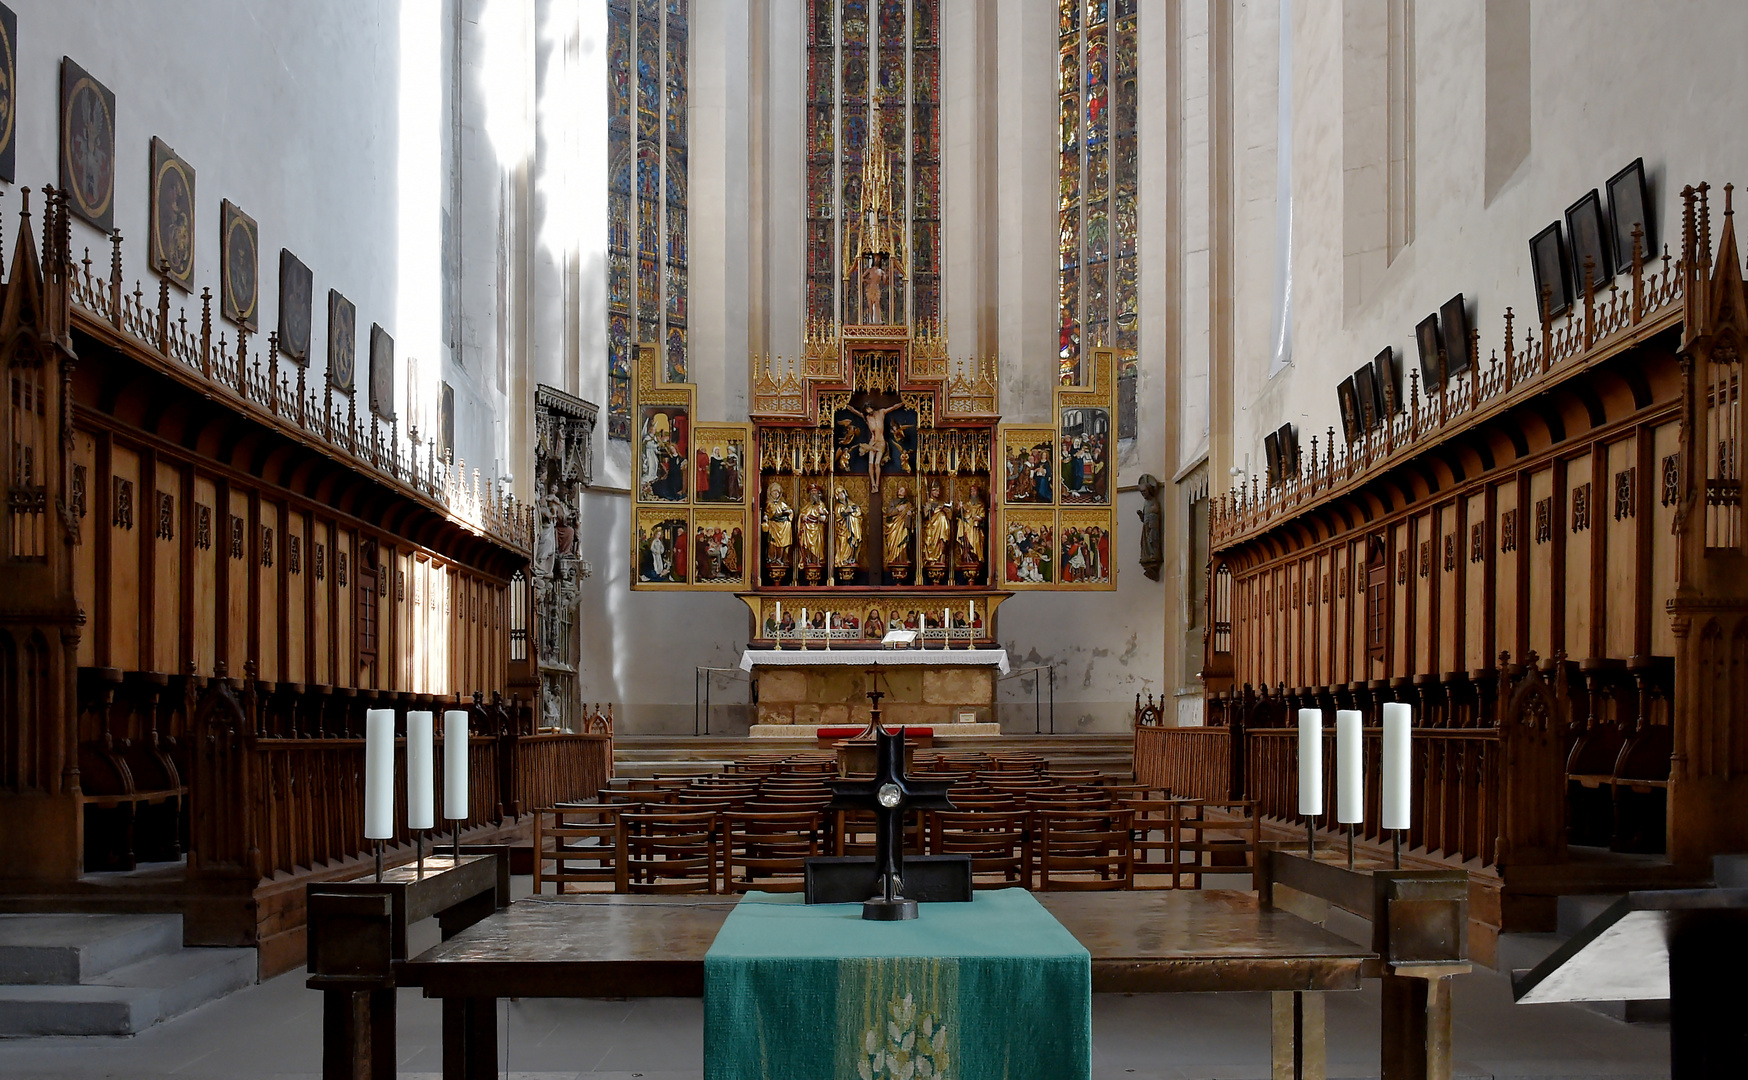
left=0, top=5, right=16, bottom=183
left=60, top=57, right=116, bottom=232
left=1607, top=158, right=1654, bottom=270
left=1373, top=345, right=1400, bottom=416
left=1337, top=376, right=1361, bottom=443
left=1353, top=362, right=1380, bottom=430
left=1530, top=221, right=1572, bottom=319
left=440, top=381, right=455, bottom=460
left=328, top=289, right=356, bottom=393
left=1276, top=423, right=1299, bottom=477
left=369, top=324, right=395, bottom=421
left=1438, top=293, right=1472, bottom=378
left=1565, top=189, right=1612, bottom=293
left=1415, top=312, right=1442, bottom=388
left=220, top=200, right=259, bottom=330
left=1264, top=429, right=1282, bottom=487
left=149, top=138, right=195, bottom=291
left=277, top=250, right=312, bottom=363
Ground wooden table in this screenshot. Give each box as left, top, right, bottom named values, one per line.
left=400, top=890, right=1371, bottom=1080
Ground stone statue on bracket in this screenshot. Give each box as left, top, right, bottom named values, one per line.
left=1137, top=473, right=1163, bottom=581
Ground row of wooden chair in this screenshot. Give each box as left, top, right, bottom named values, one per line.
left=533, top=797, right=1261, bottom=895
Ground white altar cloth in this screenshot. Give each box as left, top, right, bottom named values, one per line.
left=738, top=648, right=1011, bottom=675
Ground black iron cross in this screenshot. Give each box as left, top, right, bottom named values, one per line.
left=828, top=716, right=955, bottom=920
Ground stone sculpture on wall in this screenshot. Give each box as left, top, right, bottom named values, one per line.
left=1137, top=473, right=1162, bottom=581
left=533, top=384, right=597, bottom=730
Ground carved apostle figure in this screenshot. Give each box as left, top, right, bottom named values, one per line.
left=883, top=483, right=914, bottom=567
left=859, top=252, right=889, bottom=324
left=956, top=484, right=988, bottom=566
left=761, top=481, right=795, bottom=581
left=797, top=484, right=830, bottom=568
left=833, top=485, right=864, bottom=569
left=921, top=479, right=954, bottom=566
left=1137, top=473, right=1163, bottom=581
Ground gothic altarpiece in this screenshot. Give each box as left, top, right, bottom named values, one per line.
left=533, top=385, right=596, bottom=729
left=629, top=336, right=1119, bottom=640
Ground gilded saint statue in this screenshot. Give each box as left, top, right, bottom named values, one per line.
left=797, top=484, right=830, bottom=583
left=956, top=484, right=988, bottom=569
left=761, top=481, right=794, bottom=584
left=921, top=479, right=954, bottom=568
left=833, top=485, right=864, bottom=574
left=883, top=483, right=915, bottom=571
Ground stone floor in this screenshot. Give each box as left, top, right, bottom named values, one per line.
left=0, top=876, right=1671, bottom=1080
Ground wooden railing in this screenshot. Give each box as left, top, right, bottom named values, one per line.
left=188, top=677, right=611, bottom=883
left=1133, top=725, right=1231, bottom=803
left=44, top=185, right=532, bottom=553
left=1243, top=726, right=1501, bottom=867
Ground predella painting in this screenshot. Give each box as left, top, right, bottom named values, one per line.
left=149, top=137, right=195, bottom=291
left=60, top=56, right=115, bottom=232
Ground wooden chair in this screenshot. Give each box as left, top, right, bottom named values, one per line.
left=930, top=810, right=1032, bottom=889
left=1123, top=798, right=1180, bottom=890
left=722, top=811, right=828, bottom=893
left=614, top=810, right=720, bottom=894
left=835, top=808, right=925, bottom=857
left=1171, top=799, right=1261, bottom=890
left=1035, top=808, right=1134, bottom=890
left=532, top=804, right=615, bottom=894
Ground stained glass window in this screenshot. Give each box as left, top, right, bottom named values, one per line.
left=803, top=0, right=941, bottom=330
left=607, top=0, right=688, bottom=440
left=1060, top=0, right=1137, bottom=410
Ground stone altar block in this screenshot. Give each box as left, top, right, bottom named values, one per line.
left=740, top=649, right=1007, bottom=737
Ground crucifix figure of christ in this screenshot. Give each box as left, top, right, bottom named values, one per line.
left=827, top=688, right=955, bottom=921
left=850, top=395, right=906, bottom=577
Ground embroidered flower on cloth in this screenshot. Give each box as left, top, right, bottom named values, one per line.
left=858, top=994, right=950, bottom=1080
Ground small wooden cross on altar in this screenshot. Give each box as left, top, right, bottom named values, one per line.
left=827, top=689, right=955, bottom=920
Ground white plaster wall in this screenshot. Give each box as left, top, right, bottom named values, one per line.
left=21, top=0, right=508, bottom=479
left=1230, top=0, right=1748, bottom=467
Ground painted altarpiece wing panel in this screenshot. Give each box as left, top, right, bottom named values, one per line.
left=634, top=507, right=689, bottom=587
left=1003, top=508, right=1056, bottom=589
left=1000, top=426, right=1055, bottom=506
left=693, top=424, right=749, bottom=504
left=692, top=509, right=747, bottom=587
left=1060, top=508, right=1114, bottom=587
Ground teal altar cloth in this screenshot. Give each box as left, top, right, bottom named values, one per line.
left=704, top=889, right=1091, bottom=1080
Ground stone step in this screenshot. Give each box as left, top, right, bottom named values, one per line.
left=0, top=946, right=256, bottom=1037
left=0, top=914, right=182, bottom=985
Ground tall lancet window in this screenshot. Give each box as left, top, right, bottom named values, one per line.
left=1059, top=0, right=1137, bottom=397
left=804, top=0, right=941, bottom=333
left=608, top=0, right=688, bottom=442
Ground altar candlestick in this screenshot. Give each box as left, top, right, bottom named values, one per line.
left=1298, top=708, right=1323, bottom=858
left=444, top=709, right=469, bottom=861
left=1381, top=702, right=1412, bottom=866
left=802, top=607, right=809, bottom=649
left=365, top=708, right=394, bottom=880
left=407, top=710, right=434, bottom=875
left=1335, top=708, right=1362, bottom=868
left=775, top=602, right=782, bottom=649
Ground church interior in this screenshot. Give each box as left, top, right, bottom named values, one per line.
left=2, top=0, right=1746, bottom=1077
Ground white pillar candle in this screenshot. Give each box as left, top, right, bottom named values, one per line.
left=406, top=711, right=435, bottom=831
left=364, top=709, right=395, bottom=840
left=1297, top=708, right=1323, bottom=817
left=1381, top=703, right=1413, bottom=831
left=775, top=601, right=781, bottom=633
left=1335, top=709, right=1364, bottom=825
left=443, top=710, right=469, bottom=820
